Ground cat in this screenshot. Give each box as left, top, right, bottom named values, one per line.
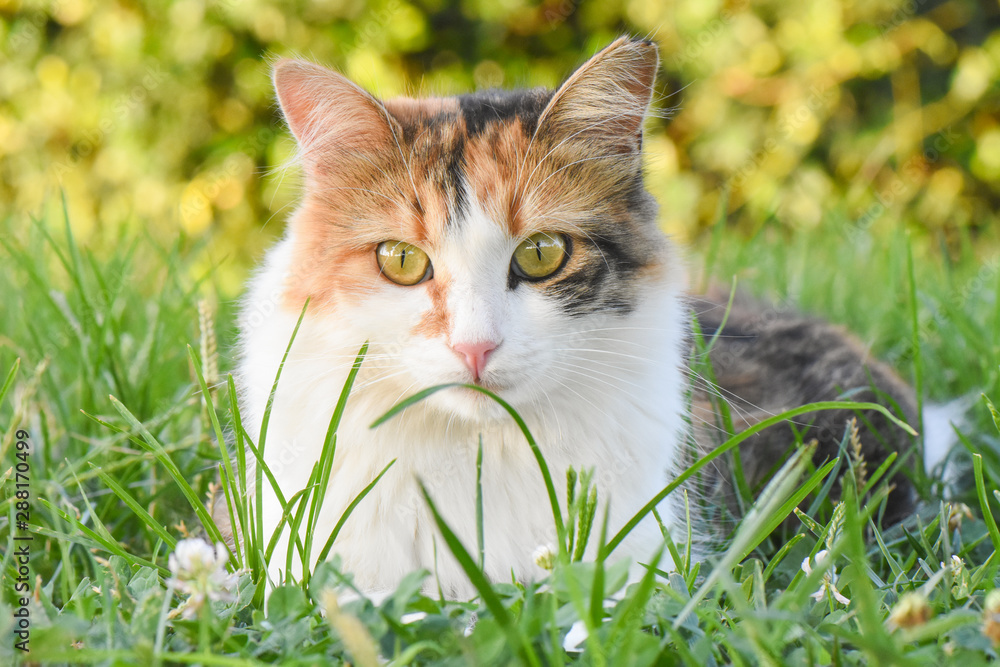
left=221, top=37, right=928, bottom=598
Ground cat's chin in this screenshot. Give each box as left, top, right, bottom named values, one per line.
left=423, top=383, right=524, bottom=424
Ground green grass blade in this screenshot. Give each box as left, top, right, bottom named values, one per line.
left=107, top=394, right=228, bottom=550
left=906, top=239, right=925, bottom=438
left=860, top=451, right=898, bottom=500
left=868, top=518, right=905, bottom=582
left=589, top=503, right=610, bottom=627
left=804, top=428, right=850, bottom=517
left=761, top=533, right=806, bottom=582
left=256, top=297, right=311, bottom=559
left=738, top=455, right=838, bottom=562
left=985, top=393, right=1000, bottom=435
left=317, top=459, right=397, bottom=563
left=372, top=382, right=566, bottom=554
left=0, top=357, right=20, bottom=409
left=607, top=545, right=664, bottom=654
left=476, top=434, right=485, bottom=571
left=674, top=443, right=813, bottom=629
left=188, top=345, right=243, bottom=567
left=37, top=498, right=168, bottom=577
left=973, top=453, right=1000, bottom=582
left=416, top=479, right=540, bottom=667
left=608, top=400, right=915, bottom=555
left=90, top=464, right=177, bottom=550
left=304, top=342, right=368, bottom=574
left=226, top=374, right=253, bottom=568
left=287, top=467, right=320, bottom=576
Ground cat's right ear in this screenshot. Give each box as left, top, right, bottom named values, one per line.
left=535, top=38, right=659, bottom=156
left=272, top=59, right=398, bottom=169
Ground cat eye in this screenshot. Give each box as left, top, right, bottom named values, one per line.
left=376, top=241, right=433, bottom=286
left=510, top=232, right=570, bottom=281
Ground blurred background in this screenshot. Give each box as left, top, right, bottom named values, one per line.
left=2, top=0, right=999, bottom=296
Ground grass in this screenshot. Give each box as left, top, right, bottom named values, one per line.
left=2, top=204, right=1000, bottom=665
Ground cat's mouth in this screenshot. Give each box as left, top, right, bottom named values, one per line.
left=466, top=376, right=508, bottom=394
left=440, top=381, right=516, bottom=423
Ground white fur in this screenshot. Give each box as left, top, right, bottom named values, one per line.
left=922, top=397, right=973, bottom=489
left=237, top=198, right=690, bottom=598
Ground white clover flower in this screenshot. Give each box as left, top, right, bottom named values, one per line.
left=801, top=549, right=850, bottom=606
left=943, top=554, right=964, bottom=574
left=168, top=537, right=238, bottom=619
left=532, top=544, right=556, bottom=571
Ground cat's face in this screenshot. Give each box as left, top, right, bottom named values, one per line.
left=272, top=39, right=680, bottom=421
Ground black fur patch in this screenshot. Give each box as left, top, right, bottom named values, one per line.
left=458, top=89, right=553, bottom=137
left=543, top=227, right=646, bottom=317
left=444, top=137, right=468, bottom=219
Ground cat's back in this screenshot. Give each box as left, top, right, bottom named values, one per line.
left=690, top=290, right=919, bottom=525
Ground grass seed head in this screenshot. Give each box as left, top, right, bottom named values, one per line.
left=983, top=589, right=1000, bottom=645
left=888, top=592, right=932, bottom=630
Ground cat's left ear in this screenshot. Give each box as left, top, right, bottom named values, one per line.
left=536, top=37, right=659, bottom=154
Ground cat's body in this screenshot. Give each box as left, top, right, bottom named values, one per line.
left=225, top=39, right=920, bottom=595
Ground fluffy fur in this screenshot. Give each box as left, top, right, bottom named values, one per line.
left=235, top=39, right=689, bottom=596
left=228, top=38, right=923, bottom=596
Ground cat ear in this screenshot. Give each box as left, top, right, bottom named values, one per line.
left=272, top=59, right=398, bottom=169
left=536, top=37, right=659, bottom=153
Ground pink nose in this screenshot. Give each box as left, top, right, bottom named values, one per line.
left=451, top=341, right=498, bottom=381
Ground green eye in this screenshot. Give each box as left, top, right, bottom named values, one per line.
left=511, top=232, right=569, bottom=281
left=376, top=241, right=432, bottom=286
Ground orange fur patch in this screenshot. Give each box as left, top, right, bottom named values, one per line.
left=462, top=121, right=530, bottom=237
left=384, top=97, right=459, bottom=122
left=411, top=275, right=451, bottom=339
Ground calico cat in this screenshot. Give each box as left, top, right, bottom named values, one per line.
left=223, top=38, right=922, bottom=597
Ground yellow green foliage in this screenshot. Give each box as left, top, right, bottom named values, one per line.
left=2, top=0, right=998, bottom=294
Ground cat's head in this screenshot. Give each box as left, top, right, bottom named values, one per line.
left=270, top=38, right=683, bottom=421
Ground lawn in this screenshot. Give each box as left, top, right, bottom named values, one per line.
left=4, top=0, right=1000, bottom=664
left=2, top=203, right=1000, bottom=664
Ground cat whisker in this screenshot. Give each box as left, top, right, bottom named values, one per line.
left=555, top=347, right=657, bottom=363
left=542, top=375, right=617, bottom=425
left=547, top=360, right=643, bottom=392
left=258, top=198, right=300, bottom=234
left=564, top=334, right=662, bottom=351
left=547, top=324, right=677, bottom=337
left=686, top=370, right=823, bottom=431
left=536, top=384, right=564, bottom=439
left=555, top=354, right=652, bottom=377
